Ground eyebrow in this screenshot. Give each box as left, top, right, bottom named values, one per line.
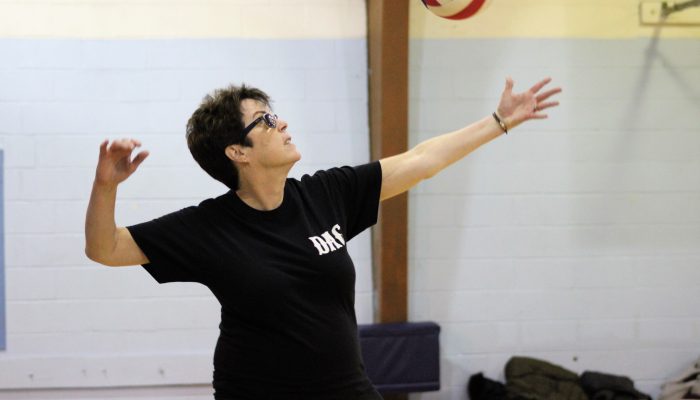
left=247, top=110, right=271, bottom=126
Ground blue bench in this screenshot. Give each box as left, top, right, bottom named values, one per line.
left=358, top=321, right=441, bottom=394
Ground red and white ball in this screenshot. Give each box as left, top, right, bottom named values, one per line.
left=421, top=0, right=488, bottom=20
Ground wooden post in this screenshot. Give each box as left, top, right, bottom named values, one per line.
left=367, top=2, right=409, bottom=399
left=367, top=0, right=409, bottom=330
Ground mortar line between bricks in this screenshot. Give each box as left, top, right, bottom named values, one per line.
left=5, top=198, right=205, bottom=203
left=10, top=296, right=215, bottom=304
left=411, top=190, right=700, bottom=196
left=411, top=191, right=700, bottom=197
left=435, top=317, right=700, bottom=324
left=411, top=253, right=700, bottom=261
left=7, top=328, right=217, bottom=336
left=411, top=222, right=700, bottom=228
left=442, top=347, right=700, bottom=358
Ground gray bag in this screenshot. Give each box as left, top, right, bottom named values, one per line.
left=660, top=357, right=700, bottom=400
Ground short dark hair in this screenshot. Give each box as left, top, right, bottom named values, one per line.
left=186, top=83, right=271, bottom=190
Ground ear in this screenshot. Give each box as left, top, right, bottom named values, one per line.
left=225, top=144, right=248, bottom=163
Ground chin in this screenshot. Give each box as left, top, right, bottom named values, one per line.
left=291, top=147, right=302, bottom=162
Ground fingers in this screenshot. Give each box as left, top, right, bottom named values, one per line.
left=504, top=76, right=514, bottom=93
left=536, top=87, right=562, bottom=102
left=99, top=139, right=108, bottom=156
left=129, top=150, right=150, bottom=172
left=106, top=138, right=141, bottom=154
left=529, top=77, right=552, bottom=94
left=536, top=101, right=559, bottom=111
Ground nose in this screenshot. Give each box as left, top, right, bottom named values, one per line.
left=277, top=118, right=288, bottom=132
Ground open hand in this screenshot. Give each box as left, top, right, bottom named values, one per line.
left=496, top=77, right=561, bottom=131
left=95, top=138, right=149, bottom=187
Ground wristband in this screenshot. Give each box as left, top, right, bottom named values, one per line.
left=492, top=112, right=508, bottom=134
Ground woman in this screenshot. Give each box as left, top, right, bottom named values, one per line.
left=85, top=77, right=560, bottom=399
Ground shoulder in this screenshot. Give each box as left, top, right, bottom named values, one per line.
left=150, top=194, right=226, bottom=227
left=297, top=161, right=382, bottom=187
left=287, top=162, right=382, bottom=205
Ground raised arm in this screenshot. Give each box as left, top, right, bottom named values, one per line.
left=85, top=139, right=150, bottom=266
left=379, top=77, right=561, bottom=201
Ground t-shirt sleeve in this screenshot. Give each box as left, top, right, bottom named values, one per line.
left=126, top=207, right=208, bottom=285
left=317, top=160, right=383, bottom=241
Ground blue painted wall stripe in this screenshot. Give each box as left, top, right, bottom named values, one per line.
left=0, top=150, right=4, bottom=350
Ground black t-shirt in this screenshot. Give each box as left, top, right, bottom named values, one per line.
left=127, top=161, right=384, bottom=400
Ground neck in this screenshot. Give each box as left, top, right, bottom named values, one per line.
left=235, top=165, right=290, bottom=211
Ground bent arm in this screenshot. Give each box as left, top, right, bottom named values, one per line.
left=380, top=115, right=501, bottom=201
left=85, top=182, right=148, bottom=266
left=85, top=139, right=150, bottom=266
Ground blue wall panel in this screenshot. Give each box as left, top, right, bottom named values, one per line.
left=0, top=150, right=4, bottom=350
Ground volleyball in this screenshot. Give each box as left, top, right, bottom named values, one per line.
left=421, top=0, right=488, bottom=20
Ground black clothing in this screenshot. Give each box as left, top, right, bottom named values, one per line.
left=468, top=373, right=510, bottom=400
left=127, top=162, right=383, bottom=400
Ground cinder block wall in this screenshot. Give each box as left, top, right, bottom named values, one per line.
left=408, top=1, right=700, bottom=399
left=0, top=1, right=370, bottom=398
left=2, top=1, right=699, bottom=399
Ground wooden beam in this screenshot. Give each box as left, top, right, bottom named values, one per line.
left=367, top=2, right=409, bottom=398
left=367, top=0, right=409, bottom=325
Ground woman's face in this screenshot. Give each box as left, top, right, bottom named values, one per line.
left=236, top=98, right=301, bottom=169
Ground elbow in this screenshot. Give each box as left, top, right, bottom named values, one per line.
left=417, top=155, right=441, bottom=181
left=422, top=163, right=440, bottom=180
left=85, top=246, right=114, bottom=267
left=412, top=144, right=441, bottom=181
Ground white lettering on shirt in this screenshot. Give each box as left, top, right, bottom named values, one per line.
left=331, top=224, right=346, bottom=245
left=321, top=231, right=341, bottom=251
left=309, top=224, right=346, bottom=255
left=309, top=236, right=330, bottom=255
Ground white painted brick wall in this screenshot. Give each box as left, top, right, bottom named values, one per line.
left=3, top=5, right=698, bottom=400
left=409, top=39, right=700, bottom=400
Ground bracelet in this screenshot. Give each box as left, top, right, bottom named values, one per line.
left=492, top=112, right=508, bottom=134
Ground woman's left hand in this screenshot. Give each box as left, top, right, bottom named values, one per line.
left=496, top=77, right=562, bottom=131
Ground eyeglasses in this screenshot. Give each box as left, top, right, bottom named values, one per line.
left=240, top=113, right=278, bottom=138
